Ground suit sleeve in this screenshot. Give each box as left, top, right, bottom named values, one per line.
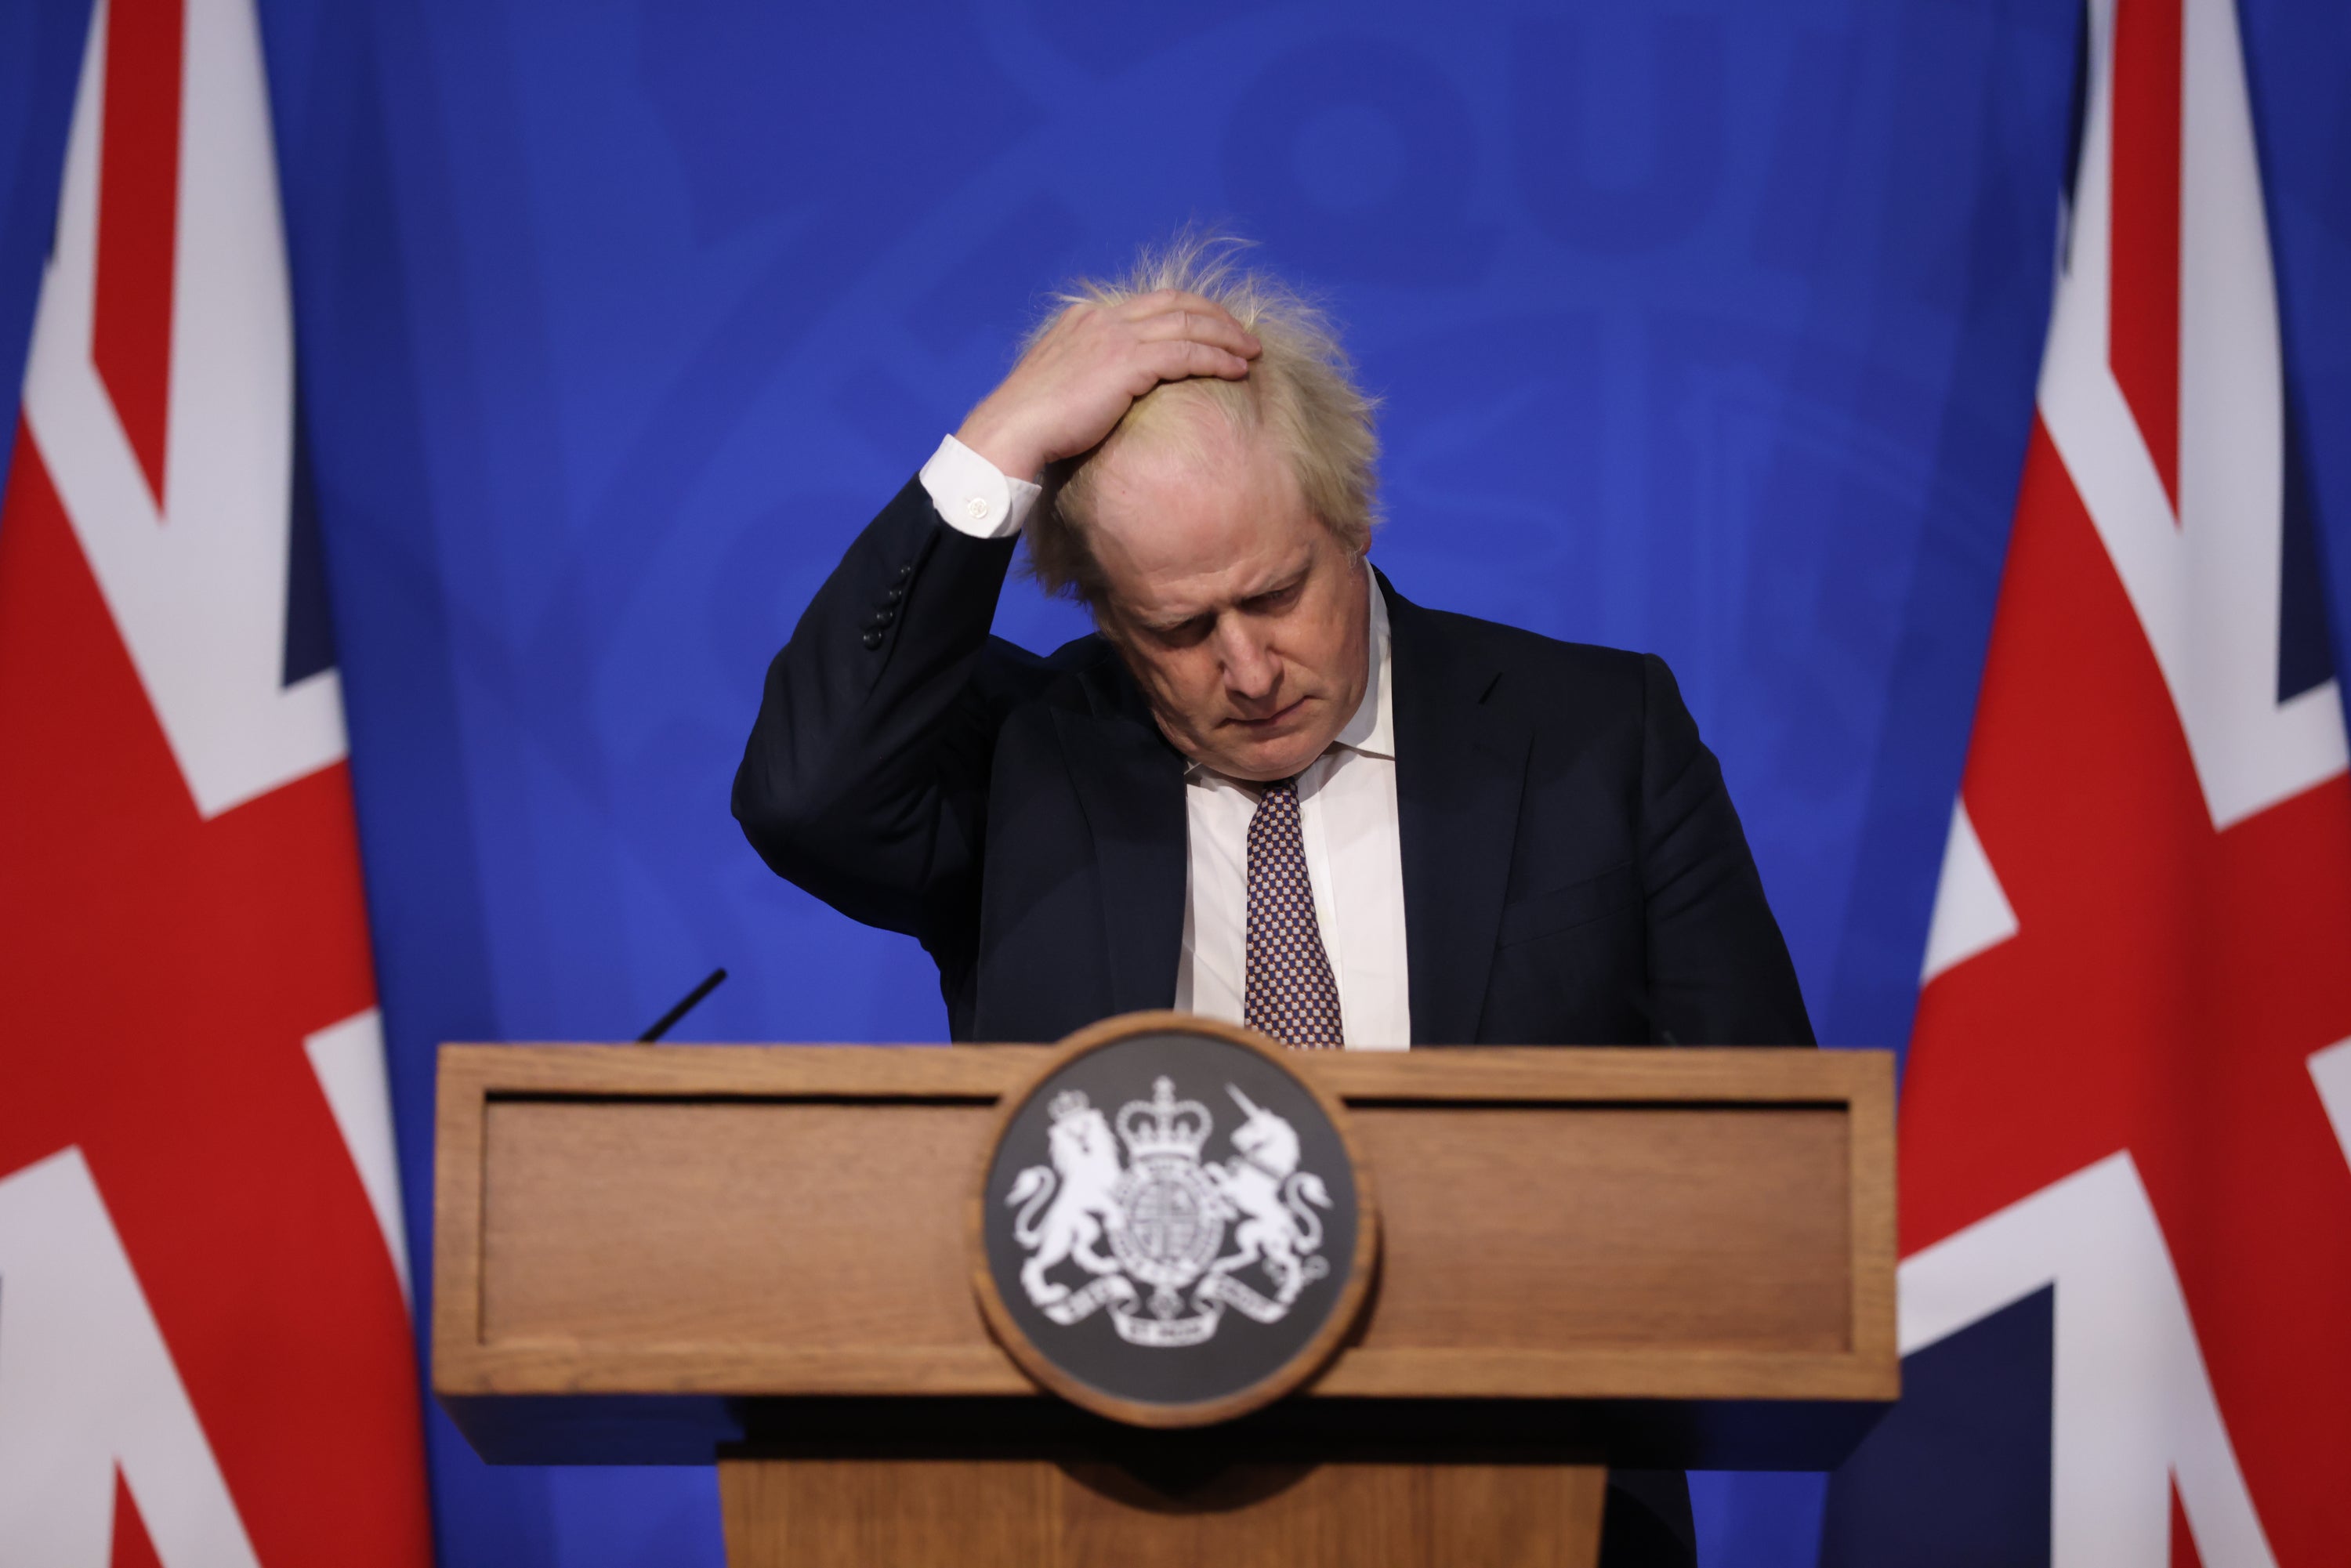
left=1636, top=654, right=1816, bottom=1046
left=731, top=476, right=1023, bottom=947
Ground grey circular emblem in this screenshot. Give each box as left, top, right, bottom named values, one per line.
left=973, top=1015, right=1375, bottom=1427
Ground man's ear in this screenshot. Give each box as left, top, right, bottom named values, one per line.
left=1085, top=593, right=1122, bottom=646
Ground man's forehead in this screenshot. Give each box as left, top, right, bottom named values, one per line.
left=1114, top=541, right=1317, bottom=627
left=1087, top=420, right=1320, bottom=617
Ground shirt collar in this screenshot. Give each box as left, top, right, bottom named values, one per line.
left=1332, top=564, right=1394, bottom=759
left=1183, top=564, right=1393, bottom=778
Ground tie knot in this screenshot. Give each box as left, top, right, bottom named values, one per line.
left=1252, top=777, right=1301, bottom=826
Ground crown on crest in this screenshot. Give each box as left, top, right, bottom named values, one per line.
left=1047, top=1088, right=1092, bottom=1123
left=1116, top=1077, right=1212, bottom=1159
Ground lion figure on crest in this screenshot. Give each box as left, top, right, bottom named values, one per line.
left=1005, top=1092, right=1124, bottom=1306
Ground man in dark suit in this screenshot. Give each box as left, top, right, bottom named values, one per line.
left=734, top=237, right=1812, bottom=1563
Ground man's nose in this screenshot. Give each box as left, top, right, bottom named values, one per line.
left=1219, top=624, right=1281, bottom=705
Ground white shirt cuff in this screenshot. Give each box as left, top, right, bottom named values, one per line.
left=921, top=433, right=1040, bottom=540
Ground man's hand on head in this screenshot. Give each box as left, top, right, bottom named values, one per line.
left=955, top=291, right=1261, bottom=483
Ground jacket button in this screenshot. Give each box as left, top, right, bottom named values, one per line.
left=897, top=563, right=915, bottom=580
left=861, top=630, right=883, bottom=650
left=869, top=608, right=896, bottom=629
left=886, top=585, right=905, bottom=603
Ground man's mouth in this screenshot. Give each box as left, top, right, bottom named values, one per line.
left=1230, top=696, right=1310, bottom=732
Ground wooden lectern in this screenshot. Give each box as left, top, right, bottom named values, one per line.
left=435, top=1041, right=1894, bottom=1566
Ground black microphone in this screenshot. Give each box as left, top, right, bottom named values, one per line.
left=637, top=966, right=728, bottom=1043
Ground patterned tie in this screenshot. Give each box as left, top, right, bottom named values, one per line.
left=1244, top=777, right=1346, bottom=1048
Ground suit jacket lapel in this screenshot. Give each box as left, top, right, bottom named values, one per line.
left=1053, top=661, right=1188, bottom=1019
left=1383, top=573, right=1528, bottom=1045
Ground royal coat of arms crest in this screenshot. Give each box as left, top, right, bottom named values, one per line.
left=1003, top=1075, right=1334, bottom=1348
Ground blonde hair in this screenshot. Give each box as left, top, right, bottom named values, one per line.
left=1020, top=233, right=1382, bottom=604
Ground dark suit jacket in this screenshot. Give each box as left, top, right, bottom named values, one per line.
left=734, top=476, right=1813, bottom=1052
left=734, top=479, right=1816, bottom=1566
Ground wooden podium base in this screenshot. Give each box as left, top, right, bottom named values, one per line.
left=719, top=1457, right=1606, bottom=1567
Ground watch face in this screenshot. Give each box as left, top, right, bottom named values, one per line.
left=975, top=1019, right=1373, bottom=1426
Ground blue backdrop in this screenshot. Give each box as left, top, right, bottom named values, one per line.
left=3, top=2, right=2348, bottom=1565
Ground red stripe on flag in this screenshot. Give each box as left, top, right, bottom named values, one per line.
left=2171, top=1482, right=2205, bottom=1568
left=109, top=1469, right=162, bottom=1568
left=2109, top=0, right=2184, bottom=514
left=92, top=0, right=185, bottom=512
left=0, top=427, right=433, bottom=1568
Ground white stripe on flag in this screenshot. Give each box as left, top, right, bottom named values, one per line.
left=304, top=1010, right=412, bottom=1307
left=1920, top=798, right=2019, bottom=983
left=1897, top=1153, right=2276, bottom=1567
left=2308, top=1038, right=2351, bottom=1171
left=0, top=1150, right=263, bottom=1568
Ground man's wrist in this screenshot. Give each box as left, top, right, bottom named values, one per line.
left=921, top=433, right=1041, bottom=541
left=949, top=411, right=1045, bottom=488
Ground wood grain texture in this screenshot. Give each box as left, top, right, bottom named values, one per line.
left=482, top=1101, right=994, bottom=1344
left=441, top=1041, right=1052, bottom=1095
left=1296, top=1045, right=1885, bottom=1103
left=431, top=1051, right=490, bottom=1388
left=437, top=1041, right=1867, bottom=1101
left=721, top=1459, right=1056, bottom=1568
left=433, top=1037, right=1898, bottom=1404
left=1847, top=1059, right=1899, bottom=1378
left=718, top=1457, right=1606, bottom=1568
left=1349, top=1106, right=1848, bottom=1352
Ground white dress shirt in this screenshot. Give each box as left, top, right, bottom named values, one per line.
left=922, top=434, right=1414, bottom=1049
left=921, top=432, right=1039, bottom=538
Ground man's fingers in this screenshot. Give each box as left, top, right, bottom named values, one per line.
left=1132, top=307, right=1262, bottom=359
left=1118, top=290, right=1258, bottom=343
left=1115, top=287, right=1193, bottom=317
left=1157, top=293, right=1255, bottom=345
left=1139, top=339, right=1253, bottom=385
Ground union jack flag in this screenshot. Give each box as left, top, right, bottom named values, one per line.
left=1824, top=0, right=2351, bottom=1563
left=0, top=0, right=433, bottom=1562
